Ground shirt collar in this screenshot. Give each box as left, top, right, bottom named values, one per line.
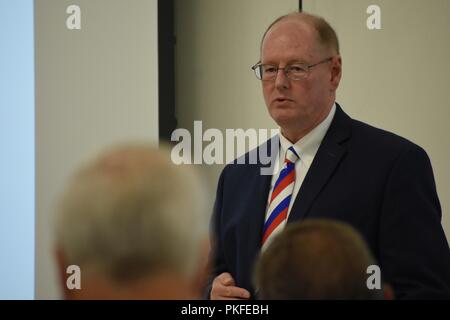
left=279, top=102, right=336, bottom=168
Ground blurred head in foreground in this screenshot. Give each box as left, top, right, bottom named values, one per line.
left=255, top=219, right=394, bottom=300
left=54, top=144, right=209, bottom=299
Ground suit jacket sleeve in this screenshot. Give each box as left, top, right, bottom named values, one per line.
left=380, top=144, right=450, bottom=298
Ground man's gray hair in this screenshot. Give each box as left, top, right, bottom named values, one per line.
left=54, top=144, right=208, bottom=283
left=261, top=12, right=340, bottom=55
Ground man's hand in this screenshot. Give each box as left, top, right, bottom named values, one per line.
left=210, top=272, right=251, bottom=300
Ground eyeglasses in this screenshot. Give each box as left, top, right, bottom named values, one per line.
left=251, top=57, right=333, bottom=81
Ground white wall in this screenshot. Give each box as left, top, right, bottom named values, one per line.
left=35, top=0, right=159, bottom=299
left=175, top=0, right=299, bottom=194
left=303, top=0, right=450, bottom=238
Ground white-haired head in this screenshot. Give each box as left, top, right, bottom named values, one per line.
left=54, top=143, right=208, bottom=286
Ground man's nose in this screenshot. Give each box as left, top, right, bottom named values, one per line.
left=274, top=68, right=290, bottom=90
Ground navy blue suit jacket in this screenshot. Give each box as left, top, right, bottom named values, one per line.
left=209, top=104, right=450, bottom=299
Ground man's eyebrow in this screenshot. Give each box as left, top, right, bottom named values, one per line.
left=260, top=59, right=309, bottom=65
left=287, top=59, right=309, bottom=64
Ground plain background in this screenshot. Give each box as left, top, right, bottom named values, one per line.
left=0, top=0, right=34, bottom=300
left=35, top=0, right=159, bottom=299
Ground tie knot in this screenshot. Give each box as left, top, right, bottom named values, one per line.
left=285, top=146, right=299, bottom=164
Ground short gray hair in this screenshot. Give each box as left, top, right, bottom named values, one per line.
left=54, top=144, right=208, bottom=283
left=261, top=12, right=340, bottom=55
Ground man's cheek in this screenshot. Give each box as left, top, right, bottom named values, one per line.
left=262, top=89, right=272, bottom=105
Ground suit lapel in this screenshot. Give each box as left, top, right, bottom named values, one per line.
left=288, top=104, right=352, bottom=222
left=238, top=138, right=276, bottom=290
left=245, top=167, right=272, bottom=249
left=246, top=136, right=278, bottom=243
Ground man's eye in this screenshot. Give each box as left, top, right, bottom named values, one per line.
left=289, top=65, right=306, bottom=73
left=264, top=66, right=277, bottom=73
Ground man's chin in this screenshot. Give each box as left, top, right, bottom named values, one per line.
left=270, top=112, right=301, bottom=128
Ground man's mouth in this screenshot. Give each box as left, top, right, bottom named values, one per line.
left=273, top=97, right=292, bottom=103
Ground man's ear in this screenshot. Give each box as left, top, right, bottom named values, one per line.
left=55, top=248, right=72, bottom=300
left=330, top=55, right=342, bottom=90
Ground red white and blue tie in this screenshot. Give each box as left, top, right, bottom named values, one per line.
left=262, top=146, right=299, bottom=249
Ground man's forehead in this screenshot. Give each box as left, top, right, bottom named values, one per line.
left=267, top=16, right=317, bottom=39
left=263, top=19, right=318, bottom=48
left=261, top=21, right=319, bottom=62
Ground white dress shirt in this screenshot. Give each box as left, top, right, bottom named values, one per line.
left=264, top=103, right=337, bottom=225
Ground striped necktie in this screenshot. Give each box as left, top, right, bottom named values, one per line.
left=262, top=146, right=299, bottom=249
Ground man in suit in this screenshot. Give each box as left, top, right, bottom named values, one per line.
left=255, top=219, right=394, bottom=299
left=208, top=12, right=450, bottom=299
